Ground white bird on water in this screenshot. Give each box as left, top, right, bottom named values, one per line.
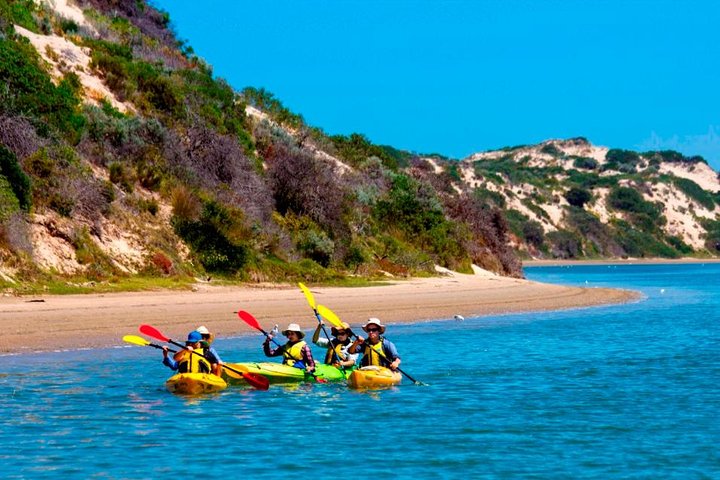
left=454, top=314, right=464, bottom=322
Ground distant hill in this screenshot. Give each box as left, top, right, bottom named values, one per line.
left=452, top=138, right=720, bottom=259
left=0, top=0, right=718, bottom=293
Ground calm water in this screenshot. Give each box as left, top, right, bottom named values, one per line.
left=1, top=264, right=719, bottom=479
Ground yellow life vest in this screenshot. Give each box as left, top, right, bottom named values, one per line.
left=178, top=347, right=211, bottom=374
left=362, top=341, right=385, bottom=367
left=324, top=340, right=347, bottom=365
left=283, top=341, right=307, bottom=367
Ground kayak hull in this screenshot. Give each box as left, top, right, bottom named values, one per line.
left=165, top=373, right=227, bottom=395
left=347, top=366, right=402, bottom=389
left=224, top=362, right=351, bottom=385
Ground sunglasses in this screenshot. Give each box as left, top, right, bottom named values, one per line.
left=336, top=331, right=347, bottom=335
left=366, top=328, right=380, bottom=333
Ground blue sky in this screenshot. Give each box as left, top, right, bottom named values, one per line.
left=151, top=0, right=720, bottom=170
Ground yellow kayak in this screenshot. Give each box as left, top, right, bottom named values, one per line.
left=347, top=366, right=402, bottom=389
left=165, top=373, right=227, bottom=395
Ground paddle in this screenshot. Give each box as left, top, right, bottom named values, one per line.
left=123, top=334, right=177, bottom=353
left=316, top=304, right=427, bottom=386
left=237, top=310, right=328, bottom=383
left=298, top=282, right=346, bottom=371
left=137, top=325, right=269, bottom=391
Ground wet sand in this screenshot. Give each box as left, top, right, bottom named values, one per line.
left=0, top=272, right=639, bottom=355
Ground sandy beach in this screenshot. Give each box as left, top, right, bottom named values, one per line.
left=0, top=271, right=639, bottom=355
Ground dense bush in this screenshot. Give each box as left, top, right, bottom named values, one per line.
left=607, top=186, right=664, bottom=232
left=330, top=133, right=400, bottom=171
left=701, top=219, right=720, bottom=253
left=671, top=177, right=715, bottom=210
left=572, top=156, right=598, bottom=170
left=0, top=40, right=86, bottom=141
left=611, top=220, right=679, bottom=258
left=643, top=150, right=707, bottom=165
left=546, top=230, right=582, bottom=259
left=172, top=201, right=249, bottom=273
left=564, top=187, right=592, bottom=208
left=522, top=221, right=544, bottom=248
left=604, top=149, right=641, bottom=172
left=0, top=145, right=31, bottom=211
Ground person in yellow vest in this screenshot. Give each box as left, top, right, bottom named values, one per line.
left=348, top=318, right=401, bottom=370
left=162, top=331, right=217, bottom=375
left=195, top=325, right=223, bottom=376
left=263, top=323, right=316, bottom=374
left=311, top=321, right=358, bottom=369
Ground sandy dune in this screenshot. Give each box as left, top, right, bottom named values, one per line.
left=0, top=272, right=638, bottom=355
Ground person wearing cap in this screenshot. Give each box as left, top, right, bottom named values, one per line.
left=348, top=318, right=401, bottom=371
left=263, top=323, right=316, bottom=374
left=162, top=331, right=217, bottom=375
left=311, top=321, right=358, bottom=369
left=196, top=325, right=223, bottom=376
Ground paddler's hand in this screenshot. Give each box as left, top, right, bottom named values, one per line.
left=356, top=336, right=365, bottom=344
left=162, top=346, right=169, bottom=358
left=390, top=359, right=401, bottom=371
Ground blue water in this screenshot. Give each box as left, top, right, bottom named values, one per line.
left=1, top=264, right=719, bottom=479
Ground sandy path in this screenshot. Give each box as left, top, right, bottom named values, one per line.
left=0, top=273, right=639, bottom=355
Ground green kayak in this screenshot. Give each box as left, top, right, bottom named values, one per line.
left=223, top=362, right=353, bottom=385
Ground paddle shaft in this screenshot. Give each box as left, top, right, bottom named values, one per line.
left=262, top=331, right=326, bottom=382
left=165, top=338, right=231, bottom=374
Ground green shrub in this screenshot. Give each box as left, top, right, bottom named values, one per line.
left=565, top=187, right=592, bottom=208
left=672, top=177, right=715, bottom=210
left=604, top=149, right=641, bottom=172
left=522, top=221, right=544, bottom=248
left=540, top=143, right=562, bottom=157
left=173, top=217, right=248, bottom=273
left=0, top=174, right=20, bottom=221
left=572, top=156, right=598, bottom=170
left=0, top=0, right=37, bottom=34
left=0, top=145, right=31, bottom=211
left=546, top=230, right=582, bottom=259
left=296, top=229, right=335, bottom=267
left=607, top=185, right=663, bottom=232
left=611, top=220, right=679, bottom=258
left=0, top=40, right=85, bottom=140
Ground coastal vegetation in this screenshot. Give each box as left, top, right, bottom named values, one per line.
left=0, top=0, right=718, bottom=293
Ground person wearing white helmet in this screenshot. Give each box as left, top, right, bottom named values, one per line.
left=195, top=325, right=223, bottom=376
left=263, top=323, right=316, bottom=374
left=348, top=318, right=401, bottom=371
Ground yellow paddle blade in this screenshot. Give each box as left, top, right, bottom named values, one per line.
left=298, top=282, right=316, bottom=309
left=317, top=304, right=342, bottom=328
left=122, top=335, right=150, bottom=347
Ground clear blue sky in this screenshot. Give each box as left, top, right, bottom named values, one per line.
left=151, top=0, right=720, bottom=170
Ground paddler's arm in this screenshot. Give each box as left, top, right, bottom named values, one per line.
left=348, top=336, right=365, bottom=354
left=162, top=346, right=178, bottom=370
left=301, top=344, right=316, bottom=373
left=263, top=336, right=283, bottom=357
left=384, top=339, right=401, bottom=371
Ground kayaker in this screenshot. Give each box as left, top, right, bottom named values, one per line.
left=162, top=331, right=217, bottom=375
left=348, top=318, right=401, bottom=371
left=263, top=323, right=316, bottom=374
left=311, top=321, right=358, bottom=369
left=196, top=325, right=223, bottom=376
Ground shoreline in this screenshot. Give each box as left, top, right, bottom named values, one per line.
left=523, top=257, right=720, bottom=267
left=0, top=272, right=640, bottom=356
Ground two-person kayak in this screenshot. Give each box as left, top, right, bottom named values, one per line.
left=223, top=362, right=353, bottom=385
